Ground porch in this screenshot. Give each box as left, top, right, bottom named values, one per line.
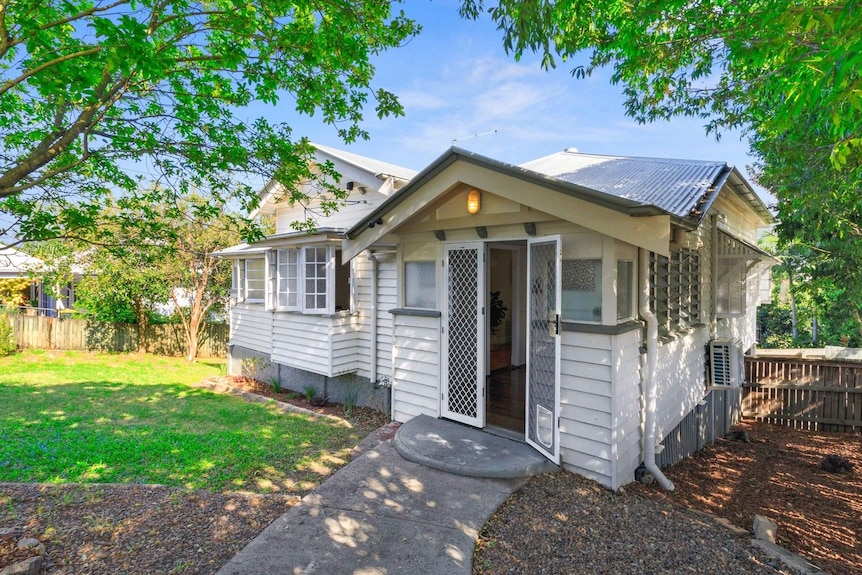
left=394, top=414, right=560, bottom=479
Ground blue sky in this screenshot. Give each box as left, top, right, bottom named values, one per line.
left=250, top=1, right=772, bottom=205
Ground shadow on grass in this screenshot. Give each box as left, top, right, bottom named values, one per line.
left=0, top=381, right=363, bottom=495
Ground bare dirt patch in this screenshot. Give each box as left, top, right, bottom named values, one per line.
left=0, top=483, right=295, bottom=574
left=630, top=420, right=862, bottom=575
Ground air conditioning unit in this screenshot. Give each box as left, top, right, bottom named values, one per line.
left=709, top=339, right=743, bottom=387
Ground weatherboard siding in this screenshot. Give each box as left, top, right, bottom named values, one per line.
left=559, top=331, right=615, bottom=487
left=391, top=314, right=441, bottom=423
left=230, top=304, right=272, bottom=355
left=352, top=254, right=396, bottom=382
left=271, top=313, right=334, bottom=376
left=612, top=329, right=646, bottom=490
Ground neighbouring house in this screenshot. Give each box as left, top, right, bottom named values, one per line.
left=221, top=144, right=775, bottom=490
left=0, top=244, right=79, bottom=315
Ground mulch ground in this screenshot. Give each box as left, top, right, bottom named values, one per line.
left=630, top=420, right=862, bottom=575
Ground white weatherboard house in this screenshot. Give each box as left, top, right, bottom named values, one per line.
left=222, top=144, right=774, bottom=490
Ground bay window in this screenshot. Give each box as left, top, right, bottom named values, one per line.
left=238, top=245, right=350, bottom=314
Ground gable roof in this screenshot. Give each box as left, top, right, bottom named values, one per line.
left=346, top=147, right=704, bottom=240
left=252, top=143, right=417, bottom=218
left=522, top=149, right=772, bottom=225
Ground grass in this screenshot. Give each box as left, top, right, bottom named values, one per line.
left=0, top=350, right=366, bottom=494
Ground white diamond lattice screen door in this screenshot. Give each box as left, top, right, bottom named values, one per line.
left=441, top=243, right=486, bottom=427
left=526, top=236, right=561, bottom=463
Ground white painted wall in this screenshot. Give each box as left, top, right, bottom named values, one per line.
left=230, top=303, right=273, bottom=355
left=558, top=330, right=615, bottom=487
left=391, top=313, right=441, bottom=423
left=610, top=328, right=644, bottom=490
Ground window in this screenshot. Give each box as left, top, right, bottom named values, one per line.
left=334, top=249, right=351, bottom=311
left=244, top=258, right=266, bottom=302
left=650, top=249, right=701, bottom=337
left=233, top=246, right=351, bottom=314
left=304, top=246, right=328, bottom=312
left=404, top=261, right=436, bottom=309
left=715, top=238, right=747, bottom=316
left=277, top=248, right=299, bottom=310
left=562, top=259, right=602, bottom=322
left=616, top=260, right=634, bottom=321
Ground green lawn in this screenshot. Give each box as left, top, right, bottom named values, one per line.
left=0, top=350, right=365, bottom=494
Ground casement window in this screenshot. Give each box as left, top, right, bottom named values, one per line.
left=303, top=246, right=329, bottom=312
left=561, top=259, right=602, bottom=322
left=276, top=248, right=299, bottom=310
left=234, top=258, right=266, bottom=303
left=236, top=246, right=350, bottom=314
left=650, top=249, right=701, bottom=337
left=404, top=261, right=437, bottom=309
left=715, top=232, right=754, bottom=317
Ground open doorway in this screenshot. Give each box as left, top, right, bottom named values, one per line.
left=486, top=242, right=527, bottom=435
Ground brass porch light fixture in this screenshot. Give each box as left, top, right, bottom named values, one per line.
left=466, top=188, right=481, bottom=214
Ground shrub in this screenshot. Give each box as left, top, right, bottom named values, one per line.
left=0, top=316, right=17, bottom=356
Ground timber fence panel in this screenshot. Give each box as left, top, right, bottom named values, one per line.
left=9, top=315, right=227, bottom=358
left=743, top=356, right=862, bottom=432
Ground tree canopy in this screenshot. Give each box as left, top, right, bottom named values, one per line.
left=462, top=0, right=859, bottom=168
left=463, top=0, right=862, bottom=340
left=1, top=0, right=418, bottom=242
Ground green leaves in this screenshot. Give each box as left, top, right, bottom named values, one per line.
left=1, top=0, right=419, bottom=241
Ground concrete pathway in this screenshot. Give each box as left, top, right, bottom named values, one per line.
left=217, top=416, right=555, bottom=575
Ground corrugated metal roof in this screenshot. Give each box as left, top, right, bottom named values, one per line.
left=521, top=151, right=728, bottom=222
left=313, top=143, right=418, bottom=182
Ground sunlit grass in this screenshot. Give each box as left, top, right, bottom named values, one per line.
left=0, top=351, right=365, bottom=494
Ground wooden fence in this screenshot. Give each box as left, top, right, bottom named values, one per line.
left=743, top=356, right=862, bottom=432
left=5, top=314, right=228, bottom=358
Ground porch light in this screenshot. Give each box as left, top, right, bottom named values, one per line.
left=466, top=188, right=481, bottom=214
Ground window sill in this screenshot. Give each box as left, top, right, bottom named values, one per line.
left=389, top=308, right=441, bottom=318
left=561, top=320, right=642, bottom=335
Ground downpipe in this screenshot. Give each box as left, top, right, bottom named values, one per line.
left=639, top=248, right=675, bottom=491
left=367, top=251, right=379, bottom=385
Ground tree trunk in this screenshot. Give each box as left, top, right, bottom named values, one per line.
left=788, top=273, right=798, bottom=340
left=133, top=297, right=148, bottom=354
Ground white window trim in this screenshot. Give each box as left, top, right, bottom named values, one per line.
left=243, top=258, right=266, bottom=304
left=302, top=245, right=331, bottom=314
left=276, top=248, right=300, bottom=312
left=232, top=246, right=353, bottom=315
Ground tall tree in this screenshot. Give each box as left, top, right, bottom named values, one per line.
left=158, top=197, right=239, bottom=361
left=461, top=0, right=859, bottom=167
left=462, top=0, right=861, bottom=341
left=1, top=0, right=418, bottom=241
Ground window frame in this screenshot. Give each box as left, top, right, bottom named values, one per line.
left=243, top=258, right=266, bottom=304
left=276, top=248, right=300, bottom=311
left=650, top=248, right=702, bottom=337
left=302, top=246, right=330, bottom=313
left=616, top=259, right=635, bottom=322
left=561, top=258, right=603, bottom=323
